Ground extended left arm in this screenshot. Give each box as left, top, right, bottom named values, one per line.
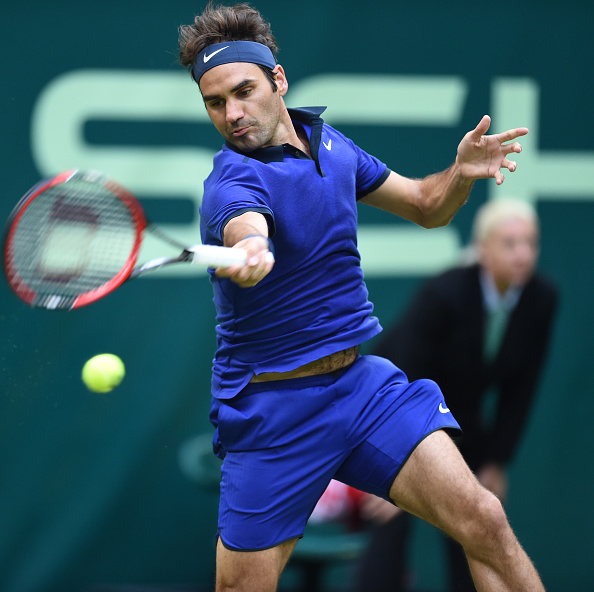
left=361, top=115, right=529, bottom=228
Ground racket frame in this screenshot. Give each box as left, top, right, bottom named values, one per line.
left=3, top=170, right=147, bottom=309
left=3, top=170, right=255, bottom=310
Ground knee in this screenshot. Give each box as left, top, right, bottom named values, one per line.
left=456, top=490, right=512, bottom=552
left=477, top=492, right=509, bottom=535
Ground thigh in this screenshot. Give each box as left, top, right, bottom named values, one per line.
left=216, top=537, right=297, bottom=592
left=389, top=429, right=486, bottom=537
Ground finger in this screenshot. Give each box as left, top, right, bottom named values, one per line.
left=247, top=250, right=274, bottom=267
left=501, top=158, right=517, bottom=172
left=496, top=127, right=529, bottom=143
left=231, top=252, right=274, bottom=286
left=215, top=263, right=243, bottom=278
left=236, top=265, right=263, bottom=283
left=230, top=268, right=262, bottom=287
left=503, top=141, right=523, bottom=155
left=468, top=114, right=492, bottom=141
left=217, top=263, right=260, bottom=282
left=491, top=164, right=506, bottom=184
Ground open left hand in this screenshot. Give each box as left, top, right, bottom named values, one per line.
left=456, top=115, right=529, bottom=185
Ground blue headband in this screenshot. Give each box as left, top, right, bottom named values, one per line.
left=193, top=40, right=276, bottom=84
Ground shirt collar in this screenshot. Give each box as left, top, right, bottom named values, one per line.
left=479, top=268, right=522, bottom=313
left=224, top=106, right=326, bottom=173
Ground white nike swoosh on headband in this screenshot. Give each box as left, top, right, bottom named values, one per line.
left=203, top=46, right=230, bottom=63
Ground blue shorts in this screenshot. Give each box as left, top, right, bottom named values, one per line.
left=210, top=355, right=461, bottom=551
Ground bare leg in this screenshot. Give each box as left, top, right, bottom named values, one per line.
left=216, top=537, right=298, bottom=592
left=390, top=430, right=545, bottom=592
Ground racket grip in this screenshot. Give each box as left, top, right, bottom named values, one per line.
left=188, top=245, right=248, bottom=268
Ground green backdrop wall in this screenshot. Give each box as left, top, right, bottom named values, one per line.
left=1, top=1, right=593, bottom=591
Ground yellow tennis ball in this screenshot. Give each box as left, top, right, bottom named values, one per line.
left=82, top=354, right=125, bottom=393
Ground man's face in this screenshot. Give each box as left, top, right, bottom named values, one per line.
left=200, top=62, right=285, bottom=152
left=479, top=216, right=539, bottom=292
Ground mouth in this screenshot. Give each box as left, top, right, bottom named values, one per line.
left=231, top=125, right=251, bottom=138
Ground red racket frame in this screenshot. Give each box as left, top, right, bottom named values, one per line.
left=3, top=170, right=147, bottom=309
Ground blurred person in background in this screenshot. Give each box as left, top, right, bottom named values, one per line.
left=353, top=198, right=558, bottom=592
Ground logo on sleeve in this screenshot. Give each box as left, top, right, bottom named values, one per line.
left=438, top=403, right=450, bottom=414
left=323, top=139, right=332, bottom=151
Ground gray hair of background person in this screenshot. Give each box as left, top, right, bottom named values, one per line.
left=461, top=199, right=539, bottom=264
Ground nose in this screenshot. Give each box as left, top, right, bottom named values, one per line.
left=513, top=240, right=538, bottom=273
left=226, top=99, right=244, bottom=124
left=518, top=239, right=536, bottom=260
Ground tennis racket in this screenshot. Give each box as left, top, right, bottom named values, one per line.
left=3, top=169, right=247, bottom=310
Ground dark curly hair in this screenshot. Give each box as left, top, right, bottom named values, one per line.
left=178, top=3, right=279, bottom=88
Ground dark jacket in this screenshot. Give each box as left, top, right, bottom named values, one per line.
left=374, top=263, right=558, bottom=470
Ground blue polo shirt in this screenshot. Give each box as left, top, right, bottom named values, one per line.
left=200, top=106, right=389, bottom=400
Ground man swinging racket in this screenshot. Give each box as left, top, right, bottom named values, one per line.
left=178, top=3, right=546, bottom=591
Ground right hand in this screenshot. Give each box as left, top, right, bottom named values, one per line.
left=215, top=234, right=274, bottom=287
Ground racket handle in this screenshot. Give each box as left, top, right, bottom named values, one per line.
left=188, top=245, right=248, bottom=268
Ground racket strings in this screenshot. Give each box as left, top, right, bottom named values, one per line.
left=9, top=178, right=139, bottom=302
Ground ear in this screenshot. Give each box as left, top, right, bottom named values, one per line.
left=273, top=64, right=289, bottom=96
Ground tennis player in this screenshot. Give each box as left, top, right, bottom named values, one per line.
left=178, top=4, right=546, bottom=592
